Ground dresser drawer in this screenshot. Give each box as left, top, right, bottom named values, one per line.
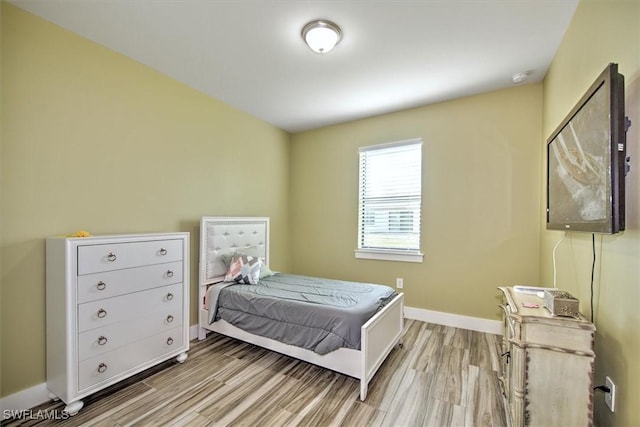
left=77, top=261, right=182, bottom=303
left=78, top=326, right=184, bottom=391
left=77, top=283, right=182, bottom=332
left=78, top=307, right=182, bottom=361
left=77, top=239, right=183, bottom=275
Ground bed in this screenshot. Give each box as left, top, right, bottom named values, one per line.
left=197, top=216, right=404, bottom=400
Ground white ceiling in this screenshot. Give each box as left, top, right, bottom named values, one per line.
left=10, top=0, right=579, bottom=133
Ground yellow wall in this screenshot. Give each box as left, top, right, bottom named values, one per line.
left=290, top=84, right=543, bottom=319
left=540, top=0, right=640, bottom=425
left=4, top=4, right=638, bottom=425
left=0, top=4, right=291, bottom=397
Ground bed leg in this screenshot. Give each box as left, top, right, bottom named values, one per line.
left=198, top=327, right=207, bottom=341
left=360, top=381, right=368, bottom=401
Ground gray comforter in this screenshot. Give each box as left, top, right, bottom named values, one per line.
left=207, top=273, right=397, bottom=355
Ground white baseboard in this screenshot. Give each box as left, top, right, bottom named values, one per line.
left=189, top=324, right=199, bottom=341
left=404, top=306, right=503, bottom=335
left=0, top=383, right=50, bottom=414
left=2, top=315, right=500, bottom=413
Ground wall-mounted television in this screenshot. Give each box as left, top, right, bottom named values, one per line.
left=546, top=63, right=627, bottom=234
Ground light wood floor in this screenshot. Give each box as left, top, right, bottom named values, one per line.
left=4, top=320, right=507, bottom=427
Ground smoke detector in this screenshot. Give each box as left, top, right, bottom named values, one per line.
left=512, top=72, right=530, bottom=84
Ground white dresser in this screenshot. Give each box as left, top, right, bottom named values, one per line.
left=498, top=286, right=595, bottom=427
left=46, top=233, right=190, bottom=415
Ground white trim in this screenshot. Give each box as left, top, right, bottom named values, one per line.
left=404, top=306, right=503, bottom=335
left=355, top=249, right=423, bottom=263
left=359, top=137, right=423, bottom=153
left=189, top=324, right=200, bottom=341
left=0, top=383, right=50, bottom=413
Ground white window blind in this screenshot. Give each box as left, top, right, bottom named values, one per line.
left=357, top=139, right=422, bottom=262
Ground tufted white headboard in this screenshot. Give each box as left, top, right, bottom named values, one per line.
left=199, top=217, right=270, bottom=286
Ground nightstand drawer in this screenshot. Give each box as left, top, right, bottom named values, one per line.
left=77, top=239, right=183, bottom=275
left=77, top=283, right=182, bottom=332
left=77, top=261, right=183, bottom=303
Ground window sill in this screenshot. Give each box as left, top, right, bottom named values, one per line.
left=354, top=249, right=424, bottom=263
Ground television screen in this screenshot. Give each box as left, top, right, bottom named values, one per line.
left=546, top=63, right=626, bottom=234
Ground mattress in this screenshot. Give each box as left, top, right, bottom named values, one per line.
left=207, top=273, right=397, bottom=355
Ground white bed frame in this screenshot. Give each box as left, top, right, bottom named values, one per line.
left=197, top=216, right=404, bottom=400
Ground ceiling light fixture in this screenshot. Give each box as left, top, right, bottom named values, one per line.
left=301, top=19, right=342, bottom=54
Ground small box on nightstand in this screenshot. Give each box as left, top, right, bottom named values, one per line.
left=543, top=289, right=580, bottom=317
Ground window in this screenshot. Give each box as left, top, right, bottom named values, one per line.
left=389, top=211, right=414, bottom=232
left=356, top=139, right=423, bottom=263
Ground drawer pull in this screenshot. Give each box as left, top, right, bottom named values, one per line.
left=167, top=337, right=174, bottom=345
left=97, top=363, right=108, bottom=373
left=97, top=309, right=107, bottom=319
left=166, top=292, right=174, bottom=301
left=97, top=281, right=107, bottom=291
left=160, top=248, right=168, bottom=256
left=98, top=336, right=108, bottom=345
left=107, top=253, right=117, bottom=262
left=166, top=270, right=174, bottom=278
left=166, top=315, right=174, bottom=323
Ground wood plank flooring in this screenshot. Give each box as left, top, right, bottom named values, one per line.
left=3, top=320, right=507, bottom=427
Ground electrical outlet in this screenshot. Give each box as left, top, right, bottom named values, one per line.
left=605, top=376, right=616, bottom=412
left=396, top=278, right=403, bottom=289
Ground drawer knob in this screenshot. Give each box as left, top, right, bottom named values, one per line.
left=107, top=253, right=117, bottom=262
left=97, top=309, right=107, bottom=319
left=160, top=248, right=168, bottom=256
left=166, top=270, right=174, bottom=278
left=97, top=281, right=107, bottom=291
left=166, top=292, right=174, bottom=301
left=166, top=315, right=174, bottom=323
left=167, top=337, right=174, bottom=345
left=98, top=336, right=108, bottom=345
left=97, top=363, right=108, bottom=373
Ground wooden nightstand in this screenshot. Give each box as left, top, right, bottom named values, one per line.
left=498, top=286, right=595, bottom=427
